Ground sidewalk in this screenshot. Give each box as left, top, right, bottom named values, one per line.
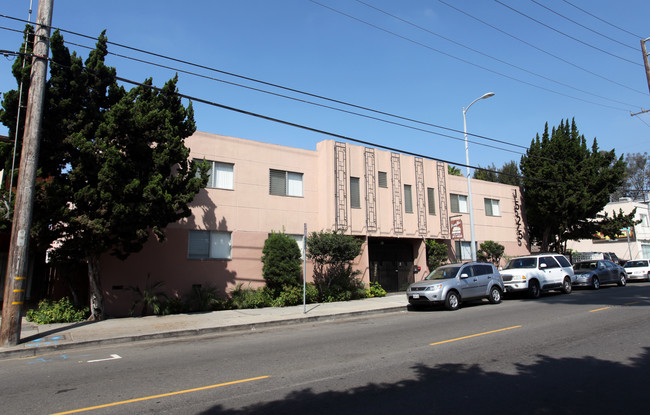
left=0, top=293, right=408, bottom=359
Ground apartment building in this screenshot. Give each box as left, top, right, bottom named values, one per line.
left=99, top=132, right=530, bottom=316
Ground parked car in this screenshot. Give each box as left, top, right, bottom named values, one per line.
left=500, top=253, right=575, bottom=298
left=406, top=262, right=504, bottom=311
left=570, top=252, right=621, bottom=265
left=623, top=259, right=650, bottom=282
left=573, top=260, right=627, bottom=289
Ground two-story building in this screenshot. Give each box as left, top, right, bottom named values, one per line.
left=99, top=132, right=530, bottom=316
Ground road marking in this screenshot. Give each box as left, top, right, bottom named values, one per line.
left=623, top=301, right=641, bottom=306
left=87, top=354, right=121, bottom=363
left=589, top=306, right=611, bottom=312
left=430, top=325, right=522, bottom=346
left=49, top=375, right=270, bottom=414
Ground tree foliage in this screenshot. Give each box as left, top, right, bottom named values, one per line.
left=474, top=161, right=521, bottom=187
left=477, top=240, right=505, bottom=265
left=0, top=29, right=208, bottom=320
left=519, top=119, right=625, bottom=252
left=447, top=165, right=462, bottom=176
left=613, top=152, right=649, bottom=201
left=307, top=230, right=364, bottom=302
left=425, top=239, right=449, bottom=270
left=261, top=231, right=303, bottom=296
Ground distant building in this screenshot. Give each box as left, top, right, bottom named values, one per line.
left=99, top=132, right=530, bottom=316
left=566, top=199, right=650, bottom=261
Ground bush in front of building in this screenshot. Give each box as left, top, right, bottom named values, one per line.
left=477, top=240, right=505, bottom=265
left=426, top=239, right=449, bottom=270
left=229, top=283, right=274, bottom=309
left=271, top=283, right=319, bottom=307
left=261, top=231, right=303, bottom=296
left=365, top=281, right=387, bottom=298
left=26, top=297, right=89, bottom=324
left=307, top=230, right=364, bottom=302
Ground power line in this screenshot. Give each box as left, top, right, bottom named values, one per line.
left=310, top=0, right=633, bottom=111
left=529, top=0, right=637, bottom=51
left=495, top=0, right=642, bottom=67
left=438, top=0, right=648, bottom=97
left=560, top=0, right=643, bottom=39
left=354, top=0, right=639, bottom=109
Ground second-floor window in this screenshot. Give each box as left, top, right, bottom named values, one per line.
left=350, top=177, right=361, bottom=209
left=270, top=169, right=303, bottom=197
left=427, top=187, right=436, bottom=215
left=195, top=159, right=234, bottom=190
left=404, top=184, right=413, bottom=213
left=484, top=198, right=500, bottom=216
left=450, top=193, right=468, bottom=213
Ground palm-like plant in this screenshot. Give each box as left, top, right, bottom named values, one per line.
left=128, top=275, right=167, bottom=316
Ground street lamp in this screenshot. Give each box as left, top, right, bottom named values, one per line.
left=463, top=92, right=494, bottom=261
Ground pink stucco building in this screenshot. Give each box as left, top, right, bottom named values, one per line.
left=100, top=132, right=530, bottom=316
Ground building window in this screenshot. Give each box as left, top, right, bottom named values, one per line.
left=484, top=198, right=500, bottom=216
left=404, top=184, right=413, bottom=213
left=350, top=177, right=361, bottom=209
left=640, top=213, right=649, bottom=227
left=378, top=171, right=388, bottom=188
left=270, top=169, right=303, bottom=197
left=188, top=230, right=231, bottom=259
left=288, top=234, right=306, bottom=258
left=195, top=160, right=234, bottom=190
left=455, top=241, right=472, bottom=260
left=427, top=187, right=436, bottom=215
left=450, top=193, right=468, bottom=213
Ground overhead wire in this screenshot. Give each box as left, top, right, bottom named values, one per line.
left=494, top=0, right=642, bottom=67
left=560, top=0, right=643, bottom=39
left=309, top=0, right=634, bottom=112
left=354, top=0, right=639, bottom=109
left=438, top=0, right=648, bottom=97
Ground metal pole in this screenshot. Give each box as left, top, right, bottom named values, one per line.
left=462, top=92, right=494, bottom=262
left=303, top=223, right=307, bottom=314
left=0, top=0, right=53, bottom=347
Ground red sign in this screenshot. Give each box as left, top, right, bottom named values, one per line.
left=450, top=218, right=464, bottom=240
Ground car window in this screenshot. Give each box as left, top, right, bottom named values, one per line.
left=469, top=264, right=493, bottom=276
left=575, top=261, right=597, bottom=270
left=540, top=256, right=560, bottom=269
left=425, top=266, right=461, bottom=280
left=505, top=257, right=537, bottom=269
left=625, top=260, right=648, bottom=268
left=604, top=261, right=615, bottom=269
left=554, top=255, right=571, bottom=268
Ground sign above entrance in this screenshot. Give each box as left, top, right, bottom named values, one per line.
left=450, top=218, right=464, bottom=240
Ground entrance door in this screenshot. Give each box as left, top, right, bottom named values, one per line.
left=368, top=239, right=415, bottom=292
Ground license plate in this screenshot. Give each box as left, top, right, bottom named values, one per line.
left=413, top=294, right=420, bottom=299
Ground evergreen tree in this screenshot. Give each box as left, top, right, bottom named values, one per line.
left=0, top=30, right=208, bottom=320
left=520, top=119, right=625, bottom=252
left=473, top=163, right=499, bottom=182
left=498, top=161, right=522, bottom=187
left=261, top=231, right=302, bottom=296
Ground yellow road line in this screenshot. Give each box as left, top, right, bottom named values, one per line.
left=430, top=325, right=522, bottom=346
left=50, top=375, right=270, bottom=415
left=623, top=301, right=641, bottom=306
left=589, top=306, right=611, bottom=312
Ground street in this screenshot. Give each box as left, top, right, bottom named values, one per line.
left=2, top=283, right=650, bottom=414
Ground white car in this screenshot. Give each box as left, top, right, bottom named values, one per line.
left=501, top=253, right=575, bottom=298
left=623, top=260, right=650, bottom=281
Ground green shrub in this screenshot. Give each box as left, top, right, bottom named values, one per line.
left=26, top=297, right=88, bottom=324
left=271, top=283, right=319, bottom=307
left=128, top=276, right=167, bottom=316
left=261, top=231, right=303, bottom=296
left=229, top=284, right=272, bottom=309
left=185, top=283, right=222, bottom=312
left=161, top=297, right=188, bottom=315
left=365, top=281, right=387, bottom=298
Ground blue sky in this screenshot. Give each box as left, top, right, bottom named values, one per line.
left=1, top=0, right=649, bottom=172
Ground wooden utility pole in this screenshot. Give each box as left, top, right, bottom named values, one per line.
left=0, top=0, right=53, bottom=347
left=642, top=38, right=650, bottom=95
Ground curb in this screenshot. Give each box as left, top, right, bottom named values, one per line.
left=0, top=305, right=407, bottom=360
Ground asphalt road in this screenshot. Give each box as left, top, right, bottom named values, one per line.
left=2, top=282, right=650, bottom=414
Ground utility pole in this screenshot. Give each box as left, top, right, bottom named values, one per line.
left=0, top=0, right=53, bottom=347
left=642, top=38, right=650, bottom=96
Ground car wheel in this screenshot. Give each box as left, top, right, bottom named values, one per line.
left=488, top=286, right=502, bottom=304
left=528, top=280, right=541, bottom=299
left=592, top=277, right=600, bottom=290
left=618, top=274, right=627, bottom=287
left=561, top=277, right=572, bottom=294
left=445, top=291, right=460, bottom=311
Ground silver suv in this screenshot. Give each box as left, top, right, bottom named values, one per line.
left=407, top=262, right=504, bottom=311
left=501, top=253, right=575, bottom=298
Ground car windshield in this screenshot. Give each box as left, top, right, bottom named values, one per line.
left=425, top=266, right=461, bottom=280
left=574, top=261, right=598, bottom=270
left=504, top=257, right=537, bottom=269
left=625, top=260, right=648, bottom=268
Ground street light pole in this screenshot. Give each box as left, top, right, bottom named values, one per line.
left=462, top=92, right=495, bottom=261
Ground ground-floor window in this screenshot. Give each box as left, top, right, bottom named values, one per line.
left=188, top=230, right=232, bottom=259
left=642, top=244, right=650, bottom=259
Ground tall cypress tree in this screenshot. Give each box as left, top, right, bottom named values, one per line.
left=1, top=30, right=208, bottom=320
left=520, top=119, right=625, bottom=252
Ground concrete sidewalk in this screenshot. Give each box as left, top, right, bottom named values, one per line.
left=0, top=293, right=408, bottom=359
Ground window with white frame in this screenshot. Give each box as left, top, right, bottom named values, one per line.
left=640, top=213, right=649, bottom=227
left=455, top=241, right=473, bottom=260
left=484, top=198, right=500, bottom=216
left=188, top=230, right=232, bottom=259
left=404, top=184, right=413, bottom=213
left=450, top=193, right=468, bottom=213
left=270, top=169, right=303, bottom=197
left=350, top=177, right=361, bottom=209
left=194, top=159, right=234, bottom=190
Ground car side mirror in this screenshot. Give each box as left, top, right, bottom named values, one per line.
left=460, top=273, right=469, bottom=279
left=539, top=263, right=547, bottom=269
